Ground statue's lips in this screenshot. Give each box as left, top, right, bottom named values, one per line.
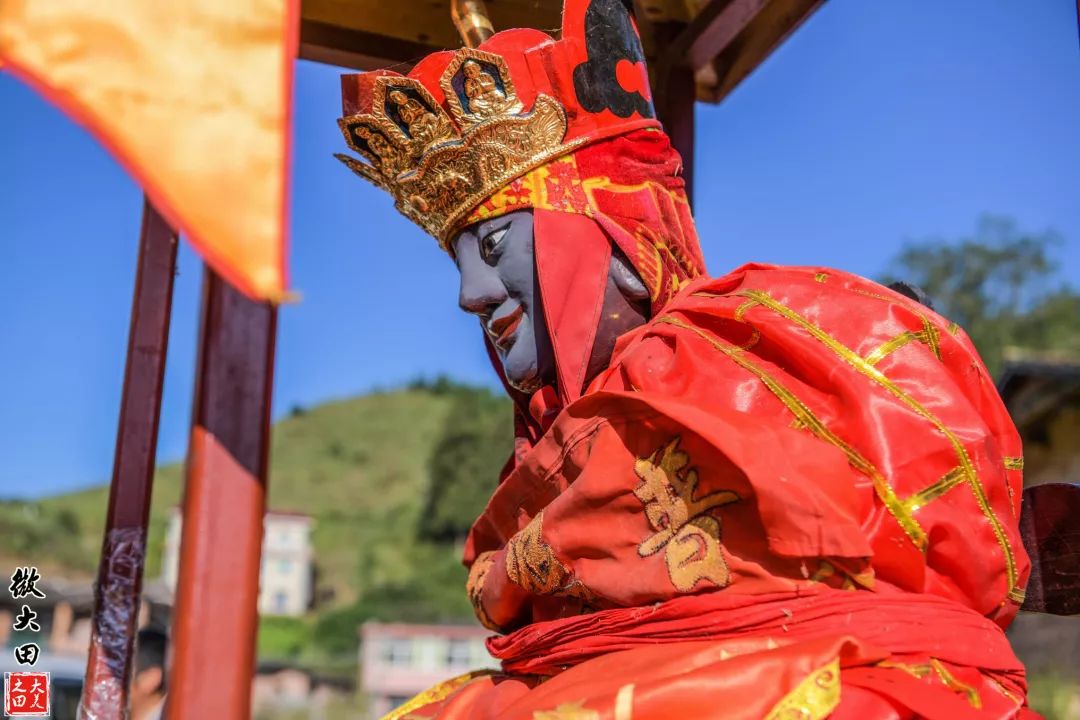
left=489, top=306, right=524, bottom=350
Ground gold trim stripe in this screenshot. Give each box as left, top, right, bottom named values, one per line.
left=864, top=332, right=919, bottom=366
left=656, top=316, right=928, bottom=551
left=1007, top=586, right=1026, bottom=604
left=988, top=676, right=1021, bottom=706
left=1003, top=457, right=1024, bottom=471
left=739, top=328, right=762, bottom=351
left=764, top=657, right=841, bottom=720
left=863, top=314, right=941, bottom=367
left=381, top=671, right=492, bottom=720
left=614, top=683, right=635, bottom=720
left=903, top=467, right=965, bottom=513
left=735, top=298, right=759, bottom=321
left=738, top=290, right=1017, bottom=589
left=930, top=659, right=983, bottom=709
left=878, top=660, right=982, bottom=709
left=852, top=287, right=904, bottom=304
left=922, top=314, right=942, bottom=360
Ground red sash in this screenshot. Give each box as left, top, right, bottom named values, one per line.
left=489, top=587, right=1025, bottom=693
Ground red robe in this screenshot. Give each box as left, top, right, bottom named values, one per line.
left=392, top=264, right=1034, bottom=720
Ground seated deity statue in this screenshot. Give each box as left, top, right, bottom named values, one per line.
left=336, top=1, right=1036, bottom=718
left=356, top=127, right=396, bottom=173
left=462, top=59, right=510, bottom=117
left=389, top=89, right=441, bottom=145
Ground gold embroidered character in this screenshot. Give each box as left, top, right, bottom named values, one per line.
left=634, top=438, right=738, bottom=591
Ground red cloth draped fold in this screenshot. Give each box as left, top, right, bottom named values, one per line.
left=534, top=210, right=612, bottom=401
left=440, top=264, right=1035, bottom=719
left=488, top=587, right=1025, bottom=684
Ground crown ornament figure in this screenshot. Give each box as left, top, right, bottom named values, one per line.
left=336, top=0, right=661, bottom=248
left=336, top=49, right=576, bottom=245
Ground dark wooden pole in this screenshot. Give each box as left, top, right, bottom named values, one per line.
left=80, top=198, right=178, bottom=719
left=166, top=268, right=277, bottom=719
left=451, top=0, right=494, bottom=47
left=651, top=15, right=698, bottom=208
left=1019, top=483, right=1080, bottom=616
left=656, top=65, right=697, bottom=207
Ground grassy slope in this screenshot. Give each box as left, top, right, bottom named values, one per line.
left=10, top=389, right=461, bottom=611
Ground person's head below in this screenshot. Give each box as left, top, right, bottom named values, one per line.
left=131, top=627, right=168, bottom=720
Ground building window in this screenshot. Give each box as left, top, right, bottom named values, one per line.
left=445, top=638, right=472, bottom=668
left=387, top=695, right=411, bottom=709
left=273, top=591, right=288, bottom=613
left=278, top=559, right=291, bottom=574
left=381, top=638, right=412, bottom=667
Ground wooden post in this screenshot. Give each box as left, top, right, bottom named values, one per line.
left=656, top=64, right=697, bottom=207
left=1019, top=483, right=1080, bottom=616
left=451, top=0, right=494, bottom=48
left=165, top=268, right=277, bottom=719
left=652, top=14, right=698, bottom=207
left=80, top=198, right=178, bottom=720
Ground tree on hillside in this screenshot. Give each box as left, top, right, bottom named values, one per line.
left=883, top=216, right=1080, bottom=377
left=419, top=387, right=513, bottom=542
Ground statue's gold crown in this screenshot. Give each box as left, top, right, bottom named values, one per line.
left=336, top=48, right=583, bottom=247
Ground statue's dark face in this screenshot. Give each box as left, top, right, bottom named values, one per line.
left=453, top=209, right=650, bottom=396
left=453, top=210, right=554, bottom=394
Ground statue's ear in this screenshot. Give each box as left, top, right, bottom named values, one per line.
left=610, top=249, right=649, bottom=303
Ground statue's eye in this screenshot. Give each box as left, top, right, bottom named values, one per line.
left=480, top=224, right=509, bottom=259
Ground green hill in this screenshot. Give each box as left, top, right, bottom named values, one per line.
left=0, top=380, right=511, bottom=672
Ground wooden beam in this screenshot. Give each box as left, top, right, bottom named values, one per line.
left=298, top=0, right=820, bottom=104
left=699, top=0, right=824, bottom=102
left=80, top=199, right=178, bottom=720
left=166, top=269, right=277, bottom=719
left=661, top=0, right=824, bottom=103
left=299, top=0, right=562, bottom=69
left=678, top=0, right=771, bottom=71
left=646, top=15, right=697, bottom=205
left=299, top=19, right=443, bottom=71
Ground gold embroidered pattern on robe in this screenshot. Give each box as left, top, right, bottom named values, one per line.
left=506, top=511, right=594, bottom=601
left=633, top=438, right=739, bottom=592
left=467, top=550, right=498, bottom=631
left=763, top=658, right=842, bottom=720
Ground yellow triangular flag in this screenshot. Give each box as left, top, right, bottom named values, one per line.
left=0, top=0, right=295, bottom=301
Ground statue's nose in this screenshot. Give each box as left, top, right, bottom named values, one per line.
left=458, top=269, right=505, bottom=318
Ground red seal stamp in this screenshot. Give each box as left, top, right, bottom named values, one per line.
left=3, top=672, right=50, bottom=717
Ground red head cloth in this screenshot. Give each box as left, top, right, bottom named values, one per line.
left=467, top=131, right=707, bottom=405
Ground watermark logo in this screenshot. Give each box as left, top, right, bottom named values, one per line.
left=3, top=672, right=50, bottom=717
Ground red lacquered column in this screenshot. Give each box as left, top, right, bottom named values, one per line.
left=166, top=269, right=277, bottom=718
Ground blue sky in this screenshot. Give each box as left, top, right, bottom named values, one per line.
left=1, top=0, right=1078, bottom=499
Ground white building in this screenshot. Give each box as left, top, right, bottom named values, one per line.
left=163, top=508, right=314, bottom=617
left=359, top=622, right=499, bottom=719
